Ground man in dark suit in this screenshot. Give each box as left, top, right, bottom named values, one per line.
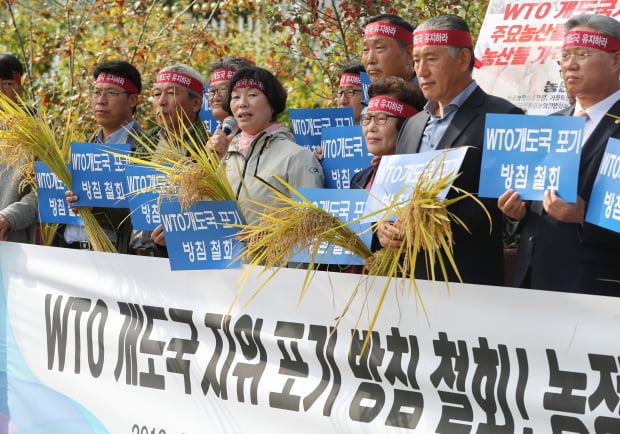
left=376, top=15, right=523, bottom=286
left=499, top=14, right=620, bottom=296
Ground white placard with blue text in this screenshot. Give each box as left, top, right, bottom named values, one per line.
left=159, top=199, right=244, bottom=270
left=124, top=165, right=168, bottom=231
left=34, top=161, right=82, bottom=225
left=362, top=148, right=468, bottom=223
left=479, top=113, right=583, bottom=202
left=320, top=126, right=372, bottom=189
left=290, top=188, right=372, bottom=265
left=289, top=107, right=354, bottom=151
left=70, top=142, right=132, bottom=208
left=586, top=137, right=620, bottom=233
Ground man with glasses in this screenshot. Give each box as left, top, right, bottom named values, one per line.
left=377, top=15, right=523, bottom=286
left=336, top=62, right=365, bottom=125
left=499, top=14, right=620, bottom=295
left=60, top=60, right=142, bottom=253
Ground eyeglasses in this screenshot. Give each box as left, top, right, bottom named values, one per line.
left=559, top=50, right=607, bottom=65
left=91, top=90, right=129, bottom=99
left=361, top=113, right=400, bottom=125
left=207, top=87, right=228, bottom=98
left=335, top=89, right=362, bottom=98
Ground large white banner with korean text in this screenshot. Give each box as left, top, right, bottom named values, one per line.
left=474, top=0, right=620, bottom=114
left=0, top=242, right=618, bottom=433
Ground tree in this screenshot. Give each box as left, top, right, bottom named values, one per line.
left=0, top=0, right=489, bottom=131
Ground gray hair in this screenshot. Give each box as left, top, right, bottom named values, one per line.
left=158, top=64, right=206, bottom=98
left=416, top=15, right=475, bottom=70
left=564, top=14, right=620, bottom=41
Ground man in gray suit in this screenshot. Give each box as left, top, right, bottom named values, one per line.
left=377, top=15, right=523, bottom=286
left=499, top=14, right=620, bottom=296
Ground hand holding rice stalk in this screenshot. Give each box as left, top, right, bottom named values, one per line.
left=120, top=122, right=236, bottom=207
left=235, top=151, right=491, bottom=351
left=0, top=93, right=115, bottom=252
left=362, top=151, right=491, bottom=346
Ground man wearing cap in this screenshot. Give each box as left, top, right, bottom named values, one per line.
left=0, top=53, right=37, bottom=243
left=499, top=14, right=620, bottom=296
left=362, top=14, right=416, bottom=83
left=61, top=60, right=142, bottom=253
left=140, top=63, right=210, bottom=252
left=377, top=15, right=523, bottom=286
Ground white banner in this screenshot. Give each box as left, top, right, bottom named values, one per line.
left=474, top=0, right=620, bottom=114
left=0, top=242, right=619, bottom=433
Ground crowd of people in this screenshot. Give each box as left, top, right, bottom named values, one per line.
left=0, top=11, right=619, bottom=297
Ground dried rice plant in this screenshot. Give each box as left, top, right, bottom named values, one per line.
left=235, top=152, right=491, bottom=352
left=120, top=122, right=235, bottom=209
left=0, top=93, right=115, bottom=252
left=235, top=180, right=376, bottom=306
left=360, top=156, right=491, bottom=349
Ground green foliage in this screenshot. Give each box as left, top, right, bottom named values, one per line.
left=0, top=0, right=489, bottom=131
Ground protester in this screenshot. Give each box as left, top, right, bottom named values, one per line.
left=206, top=56, right=255, bottom=159
left=350, top=77, right=425, bottom=259
left=315, top=14, right=416, bottom=162
left=498, top=14, right=620, bottom=296
left=362, top=14, right=415, bottom=83
left=61, top=60, right=142, bottom=253
left=351, top=77, right=425, bottom=190
left=135, top=63, right=210, bottom=255
left=221, top=66, right=324, bottom=224
left=336, top=62, right=365, bottom=124
left=376, top=15, right=524, bottom=286
left=0, top=53, right=37, bottom=243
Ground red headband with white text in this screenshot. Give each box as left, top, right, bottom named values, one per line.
left=232, top=78, right=266, bottom=94
left=367, top=96, right=418, bottom=118
left=156, top=71, right=204, bottom=95
left=210, top=68, right=236, bottom=84
left=413, top=29, right=473, bottom=48
left=339, top=73, right=362, bottom=87
left=364, top=21, right=413, bottom=46
left=96, top=72, right=139, bottom=94
left=563, top=30, right=620, bottom=52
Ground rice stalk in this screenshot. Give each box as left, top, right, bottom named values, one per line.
left=118, top=121, right=235, bottom=209
left=0, top=93, right=115, bottom=252
left=358, top=152, right=492, bottom=352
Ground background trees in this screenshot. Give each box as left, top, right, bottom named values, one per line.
left=0, top=0, right=489, bottom=133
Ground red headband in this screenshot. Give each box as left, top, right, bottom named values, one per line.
left=367, top=96, right=418, bottom=118
left=96, top=72, right=139, bottom=94
left=13, top=72, right=21, bottom=85
left=563, top=30, right=620, bottom=52
left=339, top=73, right=362, bottom=87
left=156, top=71, right=204, bottom=95
left=413, top=29, right=473, bottom=48
left=364, top=21, right=413, bottom=46
left=210, top=68, right=236, bottom=84
left=232, top=78, right=266, bottom=93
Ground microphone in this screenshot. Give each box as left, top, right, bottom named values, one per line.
left=221, top=116, right=238, bottom=135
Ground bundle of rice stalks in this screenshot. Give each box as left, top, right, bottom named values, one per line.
left=236, top=180, right=375, bottom=305
left=235, top=153, right=490, bottom=352
left=0, top=93, right=116, bottom=252
left=121, top=122, right=235, bottom=209
left=361, top=157, right=490, bottom=348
